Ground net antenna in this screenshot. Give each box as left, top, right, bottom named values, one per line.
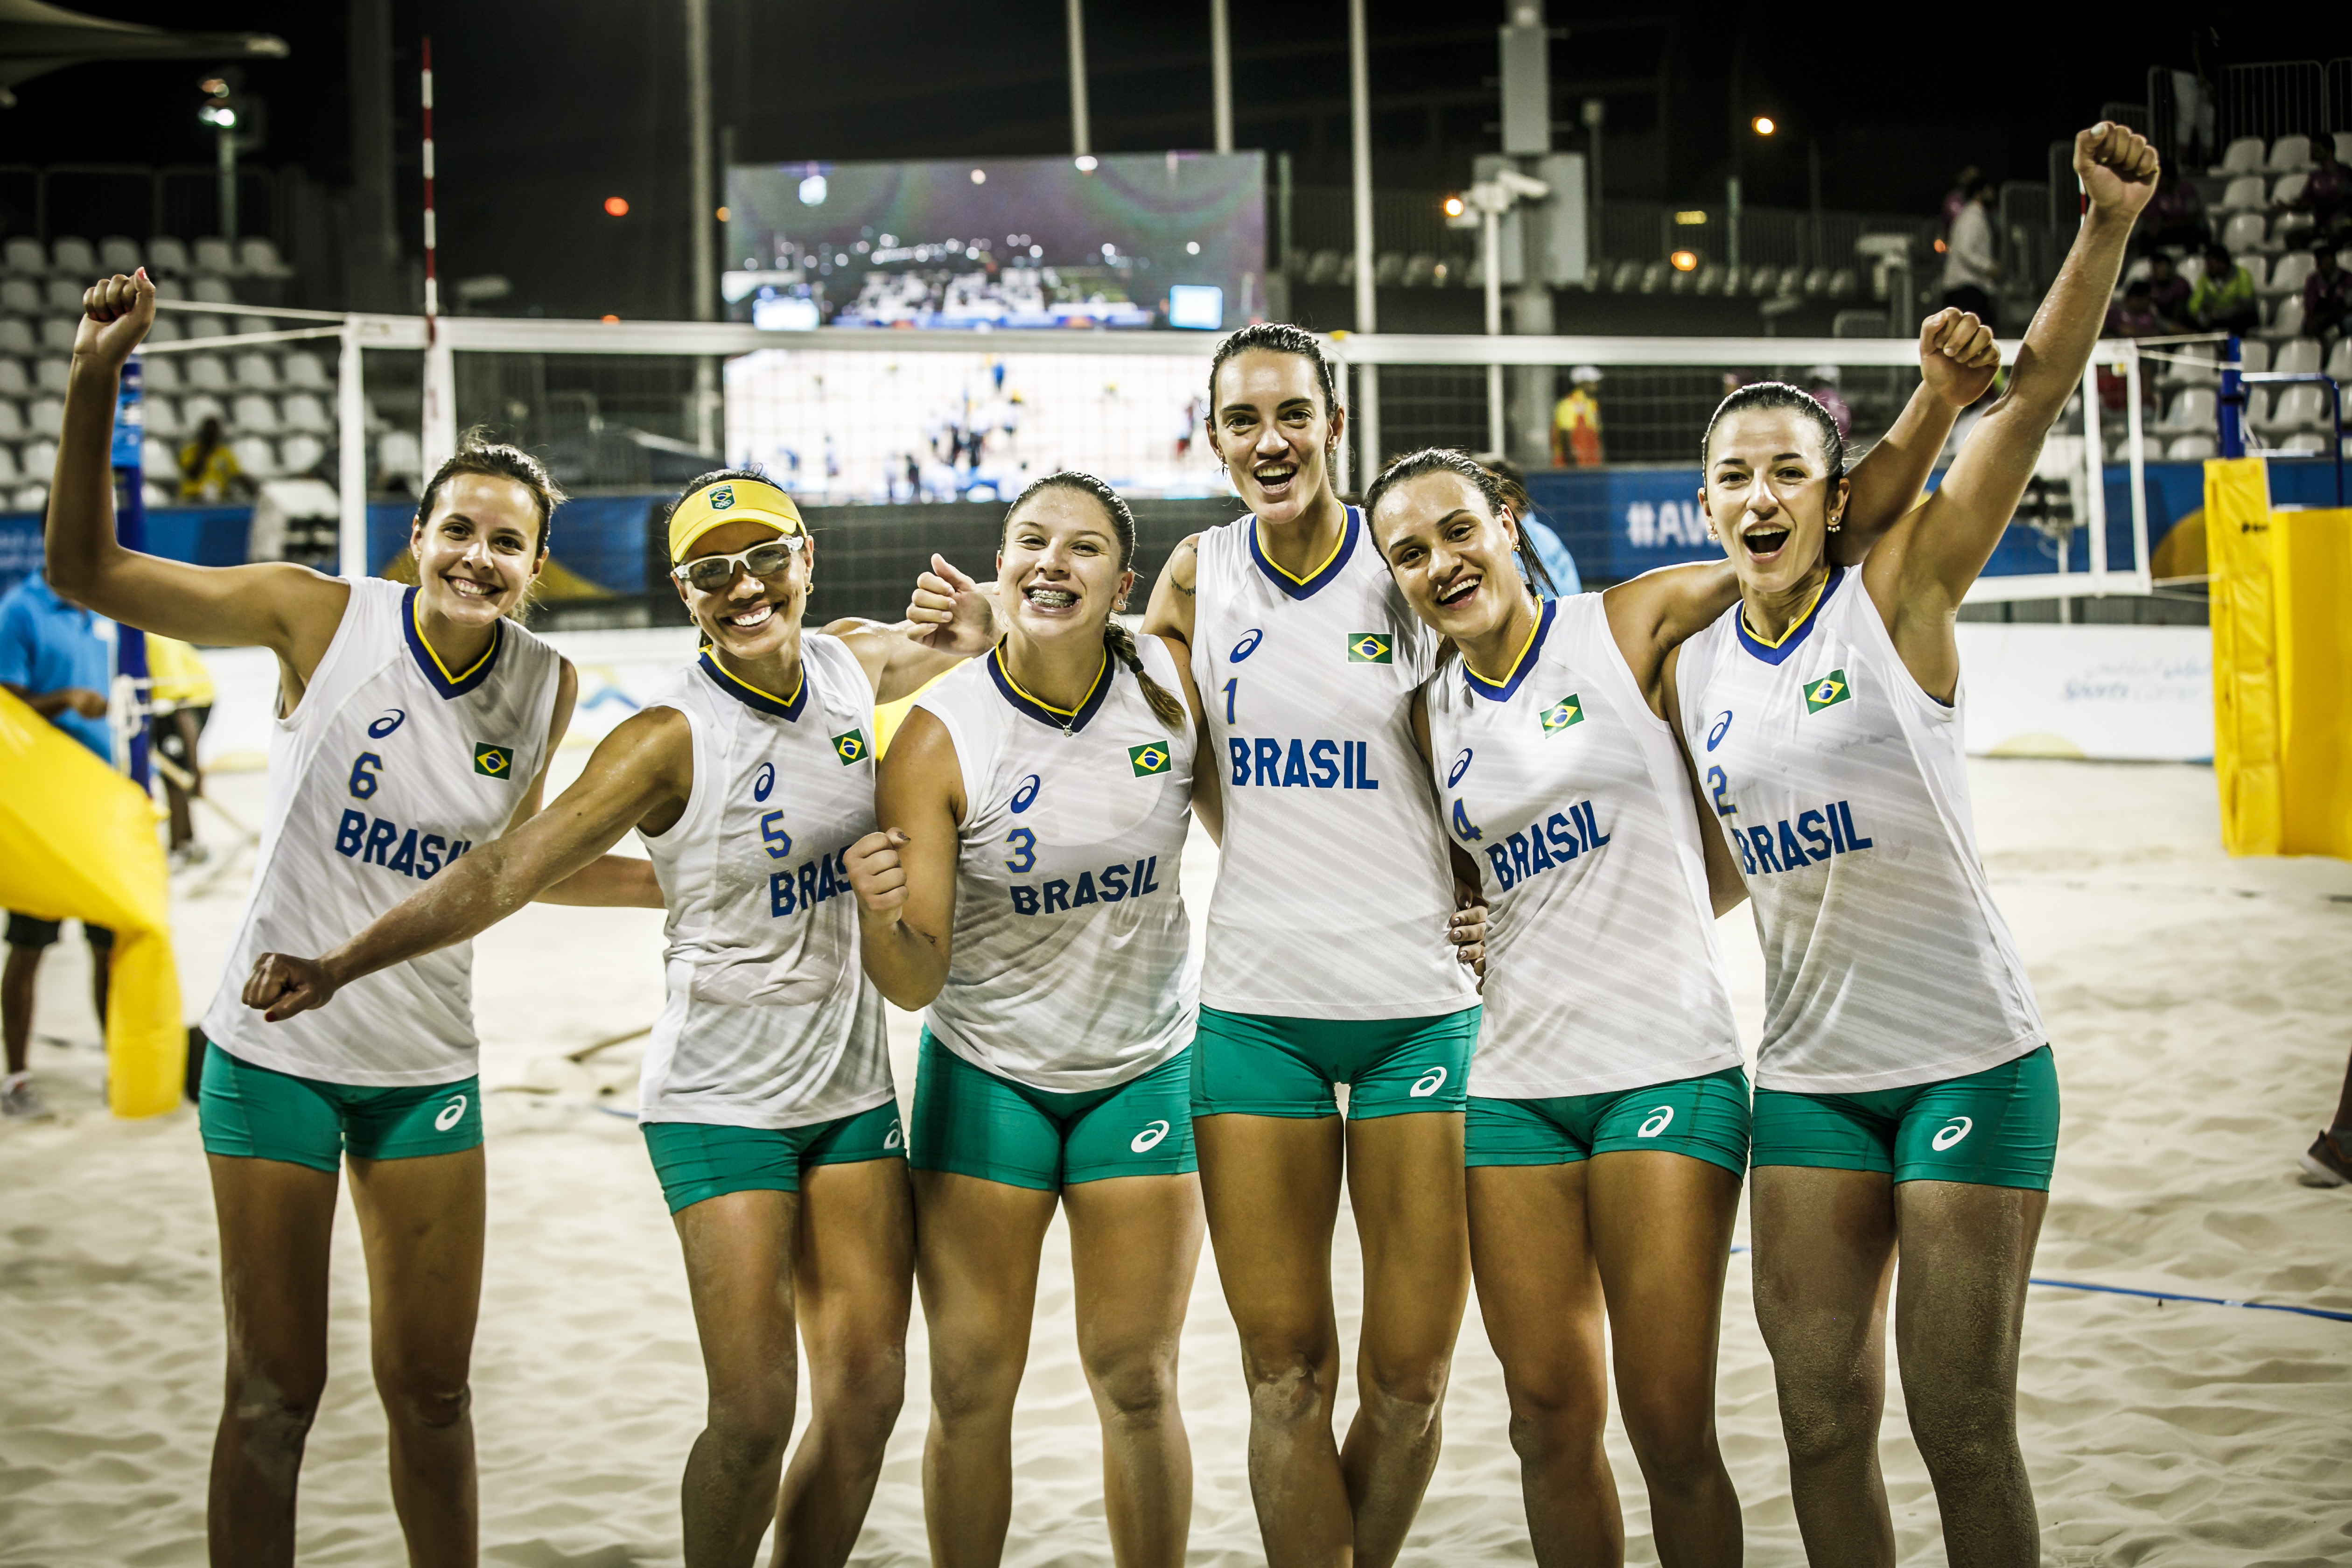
left=419, top=35, right=456, bottom=474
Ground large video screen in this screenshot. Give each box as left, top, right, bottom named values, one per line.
left=722, top=152, right=1265, bottom=332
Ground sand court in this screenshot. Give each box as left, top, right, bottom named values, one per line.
left=2, top=752, right=2347, bottom=1566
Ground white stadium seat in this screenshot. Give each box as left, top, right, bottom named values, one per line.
left=0, top=318, right=30, bottom=356
left=145, top=236, right=190, bottom=276
left=191, top=277, right=236, bottom=305
left=191, top=237, right=238, bottom=276
left=2257, top=384, right=2328, bottom=433
left=2267, top=134, right=2312, bottom=173
left=2264, top=251, right=2316, bottom=298
left=378, top=428, right=423, bottom=483
left=139, top=356, right=181, bottom=392
left=2160, top=343, right=2219, bottom=387
left=21, top=435, right=56, bottom=472
left=278, top=392, right=331, bottom=434
left=233, top=351, right=280, bottom=390
left=237, top=238, right=294, bottom=279
left=0, top=278, right=36, bottom=315
left=35, top=357, right=67, bottom=394
left=0, top=446, right=18, bottom=485
left=48, top=237, right=94, bottom=279
left=2221, top=213, right=2269, bottom=254
left=2326, top=338, right=2352, bottom=382
left=143, top=395, right=182, bottom=438
left=278, top=433, right=326, bottom=475
left=2237, top=339, right=2271, bottom=373
left=1, top=238, right=44, bottom=275
left=2266, top=295, right=2305, bottom=340
left=2278, top=432, right=2328, bottom=453
left=2157, top=387, right=2216, bottom=432
left=98, top=237, right=140, bottom=273
left=142, top=314, right=182, bottom=343
left=2211, top=137, right=2266, bottom=177
left=0, top=400, right=22, bottom=438
left=280, top=351, right=329, bottom=390
left=38, top=318, right=75, bottom=353
left=231, top=393, right=281, bottom=434
left=42, top=278, right=82, bottom=312
left=142, top=436, right=177, bottom=476
left=27, top=395, right=63, bottom=437
left=186, top=354, right=231, bottom=392
left=0, top=358, right=24, bottom=396
left=2163, top=434, right=2217, bottom=461
left=2217, top=175, right=2267, bottom=213
left=229, top=435, right=280, bottom=478
left=10, top=481, right=49, bottom=512
left=2275, top=337, right=2322, bottom=375
left=179, top=393, right=228, bottom=432
left=150, top=276, right=187, bottom=302
left=184, top=314, right=230, bottom=341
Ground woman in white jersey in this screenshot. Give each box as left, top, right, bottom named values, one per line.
left=244, top=469, right=998, bottom=1568
left=1666, top=124, right=2156, bottom=1568
left=50, top=272, right=611, bottom=1565
left=1141, top=323, right=1484, bottom=1567
left=1363, top=309, right=1995, bottom=1568
left=848, top=471, right=1216, bottom=1568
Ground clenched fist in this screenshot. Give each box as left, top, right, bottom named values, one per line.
left=1917, top=307, right=2001, bottom=410
left=76, top=270, right=157, bottom=369
left=846, top=828, right=912, bottom=926
left=243, top=952, right=340, bottom=1022
left=2074, top=122, right=2159, bottom=223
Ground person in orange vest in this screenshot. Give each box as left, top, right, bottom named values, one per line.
left=1552, top=366, right=1604, bottom=467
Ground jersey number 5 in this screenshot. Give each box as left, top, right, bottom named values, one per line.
left=759, top=809, right=792, bottom=860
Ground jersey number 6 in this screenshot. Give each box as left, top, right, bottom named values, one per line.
left=349, top=752, right=383, bottom=800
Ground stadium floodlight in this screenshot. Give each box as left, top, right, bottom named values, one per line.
left=1752, top=115, right=1776, bottom=136
left=603, top=196, right=630, bottom=217
left=1670, top=249, right=1699, bottom=271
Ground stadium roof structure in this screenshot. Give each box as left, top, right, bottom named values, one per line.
left=0, top=0, right=286, bottom=106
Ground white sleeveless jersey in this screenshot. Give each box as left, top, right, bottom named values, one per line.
left=914, top=637, right=1198, bottom=1091
left=634, top=635, right=894, bottom=1128
left=1427, top=594, right=1743, bottom=1099
left=203, top=578, right=563, bottom=1086
left=1674, top=566, right=2045, bottom=1093
left=1190, top=509, right=1477, bottom=1020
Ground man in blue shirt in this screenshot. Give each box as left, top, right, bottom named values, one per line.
left=0, top=569, right=115, bottom=1120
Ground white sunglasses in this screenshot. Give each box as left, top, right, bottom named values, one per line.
left=671, top=533, right=806, bottom=592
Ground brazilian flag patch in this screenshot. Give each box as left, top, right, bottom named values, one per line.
left=1803, top=669, right=1853, bottom=714
left=1346, top=631, right=1393, bottom=664
left=1128, top=742, right=1172, bottom=777
left=472, top=743, right=514, bottom=778
left=832, top=729, right=869, bottom=765
left=1539, top=694, right=1583, bottom=735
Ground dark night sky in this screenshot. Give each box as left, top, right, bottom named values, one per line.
left=10, top=1, right=2351, bottom=319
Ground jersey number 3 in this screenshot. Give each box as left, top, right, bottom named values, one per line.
left=1004, top=827, right=1036, bottom=873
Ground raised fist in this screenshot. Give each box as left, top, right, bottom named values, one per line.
left=75, top=270, right=157, bottom=369
left=2073, top=122, right=2159, bottom=223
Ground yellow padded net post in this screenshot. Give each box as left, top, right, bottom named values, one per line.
left=2206, top=456, right=2352, bottom=860
left=0, top=689, right=184, bottom=1116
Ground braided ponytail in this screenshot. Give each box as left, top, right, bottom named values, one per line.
left=1105, top=616, right=1186, bottom=731
left=1003, top=469, right=1187, bottom=732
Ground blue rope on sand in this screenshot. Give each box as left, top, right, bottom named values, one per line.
left=1726, top=1246, right=2352, bottom=1323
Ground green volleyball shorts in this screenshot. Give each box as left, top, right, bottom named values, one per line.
left=910, top=1029, right=1196, bottom=1192
left=198, top=1047, right=482, bottom=1173
left=640, top=1101, right=906, bottom=1214
left=1189, top=1004, right=1480, bottom=1120
left=1750, top=1045, right=2059, bottom=1191
left=1465, top=1066, right=1751, bottom=1177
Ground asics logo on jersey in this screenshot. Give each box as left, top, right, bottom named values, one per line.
left=1230, top=629, right=1264, bottom=662
left=832, top=729, right=868, bottom=764
left=1638, top=1106, right=1675, bottom=1138
left=1346, top=632, right=1393, bottom=664
left=1409, top=1067, right=1448, bottom=1097
left=434, top=1095, right=468, bottom=1132
left=472, top=743, right=513, bottom=777
left=884, top=1122, right=904, bottom=1150
left=1131, top=1120, right=1170, bottom=1152
left=1539, top=694, right=1583, bottom=735
left=1447, top=748, right=1474, bottom=787
left=1804, top=669, right=1853, bottom=714
left=1010, top=774, right=1042, bottom=813
left=754, top=762, right=776, bottom=802
left=1707, top=711, right=1733, bottom=749
left=368, top=709, right=407, bottom=739
left=1129, top=742, right=1171, bottom=777
left=1727, top=799, right=1874, bottom=878
left=1932, top=1115, right=1974, bottom=1151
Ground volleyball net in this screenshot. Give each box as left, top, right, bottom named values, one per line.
left=118, top=305, right=2202, bottom=611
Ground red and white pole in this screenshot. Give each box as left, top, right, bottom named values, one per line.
left=418, top=35, right=456, bottom=472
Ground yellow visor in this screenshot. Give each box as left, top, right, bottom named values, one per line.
left=668, top=478, right=805, bottom=562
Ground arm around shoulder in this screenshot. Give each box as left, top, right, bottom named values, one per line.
left=847, top=706, right=963, bottom=1010
left=1141, top=532, right=1201, bottom=650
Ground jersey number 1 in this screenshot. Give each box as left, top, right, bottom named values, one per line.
left=1222, top=678, right=1237, bottom=725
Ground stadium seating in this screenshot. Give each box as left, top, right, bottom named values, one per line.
left=280, top=392, right=331, bottom=434
left=281, top=351, right=329, bottom=390
left=2275, top=337, right=2323, bottom=375
left=38, top=320, right=74, bottom=353
left=2218, top=175, right=2268, bottom=213
left=2278, top=432, right=2330, bottom=453
left=231, top=393, right=280, bottom=435
left=2211, top=137, right=2266, bottom=177
left=0, top=359, right=24, bottom=396
left=26, top=397, right=62, bottom=437
left=2326, top=337, right=2352, bottom=382
left=143, top=396, right=180, bottom=438
left=98, top=237, right=140, bottom=273
left=2221, top=212, right=2269, bottom=253
left=2156, top=387, right=2216, bottom=431
left=179, top=393, right=227, bottom=432
left=2161, top=343, right=2220, bottom=387
left=42, top=279, right=80, bottom=312
left=191, top=238, right=238, bottom=276
left=1, top=237, right=44, bottom=275
left=2266, top=135, right=2312, bottom=173
left=233, top=351, right=279, bottom=391
left=35, top=358, right=66, bottom=394
left=2163, top=434, right=2218, bottom=460
left=2256, top=383, right=2329, bottom=435
left=2239, top=339, right=2272, bottom=373
left=144, top=237, right=189, bottom=276
left=2267, top=295, right=2306, bottom=340
left=2265, top=250, right=2317, bottom=299
left=238, top=238, right=294, bottom=280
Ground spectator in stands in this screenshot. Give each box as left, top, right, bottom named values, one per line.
left=2189, top=243, right=2259, bottom=335
left=2305, top=242, right=2351, bottom=345
left=176, top=416, right=249, bottom=503
left=1940, top=164, right=1981, bottom=239
left=2105, top=279, right=2173, bottom=338
left=1473, top=452, right=1582, bottom=598
left=0, top=568, right=114, bottom=1120
left=2138, top=167, right=2209, bottom=254
left=1941, top=176, right=1999, bottom=329
left=1807, top=365, right=1855, bottom=438
left=2146, top=251, right=2193, bottom=323
left=147, top=633, right=214, bottom=867
left=2288, top=135, right=2349, bottom=242
left=1550, top=366, right=1603, bottom=466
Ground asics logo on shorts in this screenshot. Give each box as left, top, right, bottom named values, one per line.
left=1637, top=1105, right=1675, bottom=1138
left=1131, top=1120, right=1170, bottom=1152
left=434, top=1094, right=468, bottom=1132
left=1932, top=1115, right=1974, bottom=1151
left=1409, top=1067, right=1448, bottom=1098
left=885, top=1122, right=904, bottom=1150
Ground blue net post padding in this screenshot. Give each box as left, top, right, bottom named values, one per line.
left=111, top=357, right=151, bottom=790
